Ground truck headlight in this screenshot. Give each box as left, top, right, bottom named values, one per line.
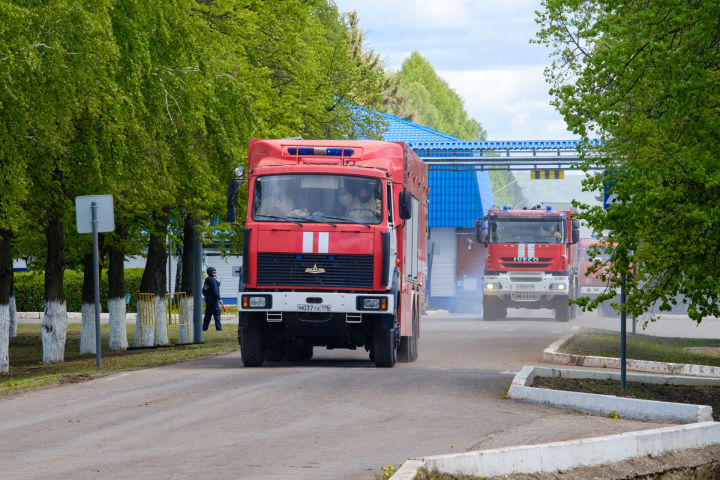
left=551, top=283, right=566, bottom=291
left=484, top=282, right=502, bottom=290
left=356, top=297, right=388, bottom=311
left=242, top=295, right=271, bottom=309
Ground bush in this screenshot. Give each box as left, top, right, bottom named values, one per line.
left=14, top=268, right=145, bottom=313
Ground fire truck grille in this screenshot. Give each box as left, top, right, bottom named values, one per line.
left=500, top=257, right=551, bottom=269
left=257, top=253, right=374, bottom=288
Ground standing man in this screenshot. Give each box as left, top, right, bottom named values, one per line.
left=202, top=266, right=224, bottom=331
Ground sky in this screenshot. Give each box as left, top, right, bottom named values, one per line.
left=332, top=0, right=575, bottom=141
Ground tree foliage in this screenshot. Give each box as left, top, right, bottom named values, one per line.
left=536, top=0, right=720, bottom=322
left=384, top=51, right=487, bottom=141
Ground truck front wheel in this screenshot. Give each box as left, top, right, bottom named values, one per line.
left=554, top=297, right=570, bottom=322
left=373, top=318, right=397, bottom=368
left=483, top=296, right=507, bottom=321
left=240, top=320, right=265, bottom=367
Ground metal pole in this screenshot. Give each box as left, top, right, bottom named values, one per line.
left=91, top=202, right=102, bottom=370
left=620, top=273, right=627, bottom=393
left=193, top=226, right=203, bottom=343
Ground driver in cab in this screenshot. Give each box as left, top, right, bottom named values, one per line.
left=339, top=183, right=381, bottom=221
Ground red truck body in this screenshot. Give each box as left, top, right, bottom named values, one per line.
left=237, top=139, right=428, bottom=367
left=478, top=206, right=579, bottom=321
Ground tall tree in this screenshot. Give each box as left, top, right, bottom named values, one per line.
left=0, top=2, right=33, bottom=372
left=536, top=0, right=720, bottom=321
left=385, top=51, right=487, bottom=141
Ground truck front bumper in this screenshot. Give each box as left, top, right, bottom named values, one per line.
left=483, top=272, right=569, bottom=302
left=238, top=291, right=394, bottom=315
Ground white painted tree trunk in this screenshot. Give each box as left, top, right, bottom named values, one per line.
left=108, top=297, right=128, bottom=351
left=155, top=295, right=168, bottom=346
left=134, top=296, right=155, bottom=347
left=80, top=303, right=96, bottom=354
left=177, top=295, right=194, bottom=344
left=42, top=301, right=67, bottom=363
left=0, top=304, right=9, bottom=373
left=9, top=294, right=16, bottom=338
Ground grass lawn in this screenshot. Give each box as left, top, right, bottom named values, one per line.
left=560, top=330, right=720, bottom=367
left=1, top=322, right=239, bottom=396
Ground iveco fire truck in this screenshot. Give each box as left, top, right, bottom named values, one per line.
left=230, top=139, right=428, bottom=367
left=476, top=206, right=580, bottom=321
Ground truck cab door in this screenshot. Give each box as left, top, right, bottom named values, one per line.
left=386, top=181, right=397, bottom=289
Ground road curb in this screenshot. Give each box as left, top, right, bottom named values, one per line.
left=542, top=326, right=720, bottom=378
left=508, top=365, right=715, bottom=423
left=392, top=420, right=720, bottom=479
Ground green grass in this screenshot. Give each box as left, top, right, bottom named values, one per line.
left=561, top=331, right=720, bottom=366
left=1, top=322, right=239, bottom=396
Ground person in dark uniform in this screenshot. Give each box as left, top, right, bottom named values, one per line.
left=202, top=266, right=224, bottom=331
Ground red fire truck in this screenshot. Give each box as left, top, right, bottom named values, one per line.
left=476, top=205, right=580, bottom=321
left=232, top=139, right=428, bottom=367
left=574, top=237, right=618, bottom=316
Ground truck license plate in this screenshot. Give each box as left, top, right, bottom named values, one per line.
left=297, top=304, right=331, bottom=313
left=514, top=283, right=535, bottom=290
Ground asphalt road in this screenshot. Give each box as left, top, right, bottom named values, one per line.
left=2, top=309, right=715, bottom=480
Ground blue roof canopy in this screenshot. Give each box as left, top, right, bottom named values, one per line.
left=377, top=112, right=494, bottom=228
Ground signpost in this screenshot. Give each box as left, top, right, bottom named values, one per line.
left=75, top=195, right=114, bottom=369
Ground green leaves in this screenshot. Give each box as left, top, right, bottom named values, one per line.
left=537, top=0, right=720, bottom=322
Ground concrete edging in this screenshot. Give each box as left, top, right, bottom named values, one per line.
left=542, top=326, right=720, bottom=378
left=392, top=420, right=720, bottom=479
left=392, top=363, right=719, bottom=479
left=508, top=365, right=714, bottom=423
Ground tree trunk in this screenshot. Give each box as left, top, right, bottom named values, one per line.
left=179, top=215, right=195, bottom=343
left=0, top=230, right=12, bottom=372
left=138, top=209, right=169, bottom=346
left=80, top=251, right=102, bottom=354
left=108, top=244, right=128, bottom=351
left=9, top=272, right=16, bottom=338
left=42, top=218, right=67, bottom=364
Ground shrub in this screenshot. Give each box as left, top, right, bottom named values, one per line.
left=14, top=268, right=145, bottom=313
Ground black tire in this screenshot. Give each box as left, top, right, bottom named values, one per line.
left=285, top=342, right=313, bottom=362
left=398, top=305, right=419, bottom=363
left=554, top=297, right=570, bottom=322
left=240, top=321, right=265, bottom=367
left=373, top=318, right=397, bottom=368
left=265, top=341, right=284, bottom=362
left=483, top=296, right=507, bottom=321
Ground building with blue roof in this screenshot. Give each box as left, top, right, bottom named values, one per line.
left=378, top=112, right=494, bottom=312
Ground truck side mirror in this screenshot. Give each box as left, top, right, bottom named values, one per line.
left=475, top=219, right=488, bottom=247
left=398, top=190, right=411, bottom=219
left=571, top=227, right=580, bottom=244
left=226, top=166, right=246, bottom=223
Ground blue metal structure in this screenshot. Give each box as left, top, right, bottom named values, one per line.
left=378, top=112, right=494, bottom=228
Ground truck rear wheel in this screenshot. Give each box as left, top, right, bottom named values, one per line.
left=285, top=342, right=313, bottom=362
left=483, top=296, right=506, bottom=321
left=373, top=318, right=397, bottom=368
left=554, top=297, right=570, bottom=322
left=265, top=341, right=284, bottom=362
left=398, top=304, right=419, bottom=363
left=240, top=321, right=265, bottom=367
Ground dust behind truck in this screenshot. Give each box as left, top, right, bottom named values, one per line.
left=232, top=139, right=428, bottom=367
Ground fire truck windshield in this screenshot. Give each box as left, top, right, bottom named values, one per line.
left=252, top=174, right=383, bottom=224
left=490, top=218, right=565, bottom=244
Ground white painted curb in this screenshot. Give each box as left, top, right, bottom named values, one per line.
left=508, top=366, right=715, bottom=423
left=393, top=422, right=720, bottom=479
left=542, top=326, right=720, bottom=378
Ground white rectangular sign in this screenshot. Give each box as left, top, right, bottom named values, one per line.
left=75, top=195, right=115, bottom=233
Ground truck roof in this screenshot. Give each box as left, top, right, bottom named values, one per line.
left=247, top=139, right=428, bottom=198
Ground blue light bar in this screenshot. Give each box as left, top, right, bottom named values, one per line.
left=288, top=147, right=354, bottom=156
left=546, top=206, right=552, bottom=211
